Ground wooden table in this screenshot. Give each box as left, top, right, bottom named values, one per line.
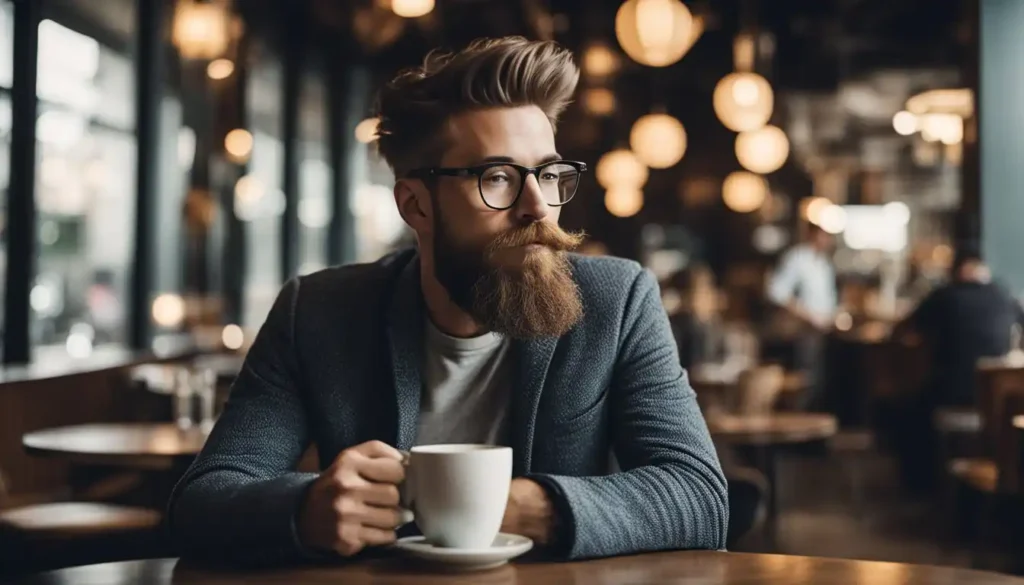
left=5, top=551, right=1024, bottom=584
left=708, top=413, right=838, bottom=544
left=22, top=423, right=207, bottom=470
left=708, top=413, right=838, bottom=446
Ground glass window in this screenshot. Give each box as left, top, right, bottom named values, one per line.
left=241, top=45, right=284, bottom=328
left=148, top=95, right=189, bottom=338
left=0, top=0, right=11, bottom=87
left=353, top=148, right=406, bottom=263
left=298, top=65, right=331, bottom=274
left=33, top=16, right=136, bottom=354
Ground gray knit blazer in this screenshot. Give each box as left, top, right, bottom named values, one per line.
left=167, top=248, right=728, bottom=565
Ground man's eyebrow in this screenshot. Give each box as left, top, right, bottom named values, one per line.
left=475, top=154, right=562, bottom=165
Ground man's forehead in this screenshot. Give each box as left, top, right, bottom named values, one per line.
left=441, top=105, right=556, bottom=166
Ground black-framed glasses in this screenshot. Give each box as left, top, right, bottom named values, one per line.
left=407, top=160, right=588, bottom=210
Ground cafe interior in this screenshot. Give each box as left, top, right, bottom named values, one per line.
left=4, top=0, right=1024, bottom=583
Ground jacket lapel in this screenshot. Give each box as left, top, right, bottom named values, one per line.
left=386, top=254, right=425, bottom=451
left=510, top=336, right=558, bottom=475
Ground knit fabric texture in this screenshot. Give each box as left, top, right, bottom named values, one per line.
left=167, top=248, right=728, bottom=565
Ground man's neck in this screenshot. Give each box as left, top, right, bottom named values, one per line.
left=419, top=257, right=486, bottom=338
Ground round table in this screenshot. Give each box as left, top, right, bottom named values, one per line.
left=6, top=551, right=1023, bottom=584
left=22, top=423, right=207, bottom=470
left=708, top=413, right=838, bottom=445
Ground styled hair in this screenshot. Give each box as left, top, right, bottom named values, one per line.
left=373, top=36, right=580, bottom=177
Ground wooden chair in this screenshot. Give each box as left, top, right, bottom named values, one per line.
left=0, top=468, right=164, bottom=575
left=733, top=365, right=785, bottom=416
left=947, top=369, right=1024, bottom=570
left=724, top=464, right=769, bottom=549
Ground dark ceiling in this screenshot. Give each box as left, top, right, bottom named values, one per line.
left=242, top=0, right=972, bottom=260
left=294, top=0, right=972, bottom=89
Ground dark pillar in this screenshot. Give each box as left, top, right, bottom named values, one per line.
left=328, top=55, right=371, bottom=266
left=4, top=0, right=41, bottom=364
left=958, top=0, right=980, bottom=244
left=980, top=0, right=1024, bottom=295
left=280, top=3, right=303, bottom=280
left=218, top=35, right=248, bottom=326
left=129, top=0, right=167, bottom=350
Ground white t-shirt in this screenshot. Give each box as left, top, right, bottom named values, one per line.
left=414, top=319, right=512, bottom=446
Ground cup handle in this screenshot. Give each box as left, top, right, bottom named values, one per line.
left=397, top=450, right=415, bottom=526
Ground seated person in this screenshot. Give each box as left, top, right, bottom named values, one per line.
left=669, top=264, right=724, bottom=370
left=890, top=242, right=1024, bottom=491
left=167, top=36, right=727, bottom=565
left=893, top=242, right=1024, bottom=407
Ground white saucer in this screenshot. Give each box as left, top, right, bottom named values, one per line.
left=393, top=533, right=534, bottom=570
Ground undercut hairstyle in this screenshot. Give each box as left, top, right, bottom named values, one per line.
left=373, top=36, right=580, bottom=178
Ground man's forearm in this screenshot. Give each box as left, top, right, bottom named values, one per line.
left=500, top=478, right=557, bottom=546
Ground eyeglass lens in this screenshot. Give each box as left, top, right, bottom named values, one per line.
left=478, top=163, right=580, bottom=209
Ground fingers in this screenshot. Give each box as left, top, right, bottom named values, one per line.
left=360, top=525, right=398, bottom=547
left=358, top=457, right=405, bottom=484
left=359, top=504, right=404, bottom=530
left=360, top=482, right=401, bottom=507
left=353, top=440, right=404, bottom=461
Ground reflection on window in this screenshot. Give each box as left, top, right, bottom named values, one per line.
left=33, top=18, right=136, bottom=354
left=150, top=96, right=189, bottom=333
left=298, top=68, right=331, bottom=275
left=0, top=0, right=11, bottom=87
left=242, top=49, right=284, bottom=328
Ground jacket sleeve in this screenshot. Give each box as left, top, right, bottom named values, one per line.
left=167, top=278, right=321, bottom=566
left=528, top=268, right=729, bottom=559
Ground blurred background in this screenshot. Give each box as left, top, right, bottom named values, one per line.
left=7, top=0, right=1024, bottom=578
left=0, top=0, right=986, bottom=359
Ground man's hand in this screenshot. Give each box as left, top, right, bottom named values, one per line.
left=500, top=478, right=557, bottom=546
left=297, top=440, right=406, bottom=556
left=812, top=314, right=834, bottom=333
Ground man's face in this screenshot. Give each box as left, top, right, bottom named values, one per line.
left=421, top=105, right=584, bottom=339
left=811, top=229, right=834, bottom=252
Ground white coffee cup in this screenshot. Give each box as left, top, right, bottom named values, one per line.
left=402, top=444, right=512, bottom=549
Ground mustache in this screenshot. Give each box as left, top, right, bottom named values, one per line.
left=486, top=222, right=586, bottom=255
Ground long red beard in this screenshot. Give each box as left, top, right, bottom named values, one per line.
left=434, top=222, right=585, bottom=339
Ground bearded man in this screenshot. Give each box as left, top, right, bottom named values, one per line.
left=168, top=37, right=727, bottom=565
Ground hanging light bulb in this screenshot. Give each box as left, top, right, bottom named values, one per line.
left=713, top=72, right=774, bottom=132
left=583, top=88, right=616, bottom=116
left=605, top=187, right=644, bottom=217
left=735, top=125, right=789, bottom=174
left=206, top=58, right=234, bottom=80
left=595, top=149, right=648, bottom=189
left=629, top=113, right=687, bottom=169
left=224, top=128, right=253, bottom=163
left=582, top=44, right=620, bottom=78
left=172, top=0, right=231, bottom=60
left=722, top=171, right=768, bottom=213
left=615, top=0, right=698, bottom=67
left=391, top=0, right=435, bottom=18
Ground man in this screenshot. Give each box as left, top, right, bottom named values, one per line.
left=889, top=243, right=1024, bottom=491
left=168, top=37, right=727, bottom=565
left=766, top=222, right=837, bottom=409
left=894, top=242, right=1024, bottom=406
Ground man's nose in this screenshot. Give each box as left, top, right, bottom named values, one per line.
left=514, top=174, right=550, bottom=223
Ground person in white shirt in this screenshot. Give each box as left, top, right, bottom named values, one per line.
left=766, top=223, right=837, bottom=409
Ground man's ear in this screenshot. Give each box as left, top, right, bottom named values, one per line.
left=394, top=179, right=432, bottom=234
